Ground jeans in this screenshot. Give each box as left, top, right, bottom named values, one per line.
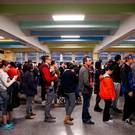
left=112, top=82, right=121, bottom=108
left=0, top=91, right=9, bottom=115
left=65, top=93, right=75, bottom=115
left=44, top=90, right=55, bottom=118
left=26, top=96, right=33, bottom=116
left=82, top=93, right=92, bottom=122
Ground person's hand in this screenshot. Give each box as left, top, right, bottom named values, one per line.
left=54, top=74, right=58, bottom=78
left=128, top=91, right=133, bottom=97
left=14, top=75, right=18, bottom=80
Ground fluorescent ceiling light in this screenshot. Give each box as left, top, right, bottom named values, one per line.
left=41, top=25, right=96, bottom=28
left=0, top=36, right=4, bottom=40
left=61, top=35, right=80, bottom=38
left=52, top=14, right=85, bottom=21
left=125, top=39, right=135, bottom=42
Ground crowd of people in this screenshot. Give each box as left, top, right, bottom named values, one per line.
left=0, top=53, right=135, bottom=129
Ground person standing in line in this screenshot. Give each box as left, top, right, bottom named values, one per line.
left=40, top=55, right=58, bottom=122
left=94, top=61, right=103, bottom=112
left=99, top=63, right=116, bottom=123
left=120, top=54, right=134, bottom=125
left=23, top=64, right=37, bottom=119
left=79, top=56, right=95, bottom=124
left=112, top=55, right=122, bottom=113
left=61, top=63, right=77, bottom=125
left=0, top=60, right=18, bottom=129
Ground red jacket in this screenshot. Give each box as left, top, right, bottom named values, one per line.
left=99, top=74, right=116, bottom=100
left=39, top=63, right=57, bottom=88
left=8, top=67, right=18, bottom=79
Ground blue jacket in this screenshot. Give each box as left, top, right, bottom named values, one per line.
left=120, top=63, right=134, bottom=95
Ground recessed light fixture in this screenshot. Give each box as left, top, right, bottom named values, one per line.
left=61, top=35, right=80, bottom=38
left=52, top=14, right=85, bottom=21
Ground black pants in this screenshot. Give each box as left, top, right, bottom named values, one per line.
left=123, top=94, right=134, bottom=121
left=95, top=93, right=101, bottom=107
left=103, top=99, right=112, bottom=121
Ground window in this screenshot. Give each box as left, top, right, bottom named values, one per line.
left=99, top=52, right=109, bottom=64
left=63, top=52, right=72, bottom=62
left=111, top=52, right=121, bottom=60
left=51, top=52, right=60, bottom=63
left=28, top=52, right=36, bottom=63
left=15, top=53, right=25, bottom=63
left=74, top=52, right=84, bottom=64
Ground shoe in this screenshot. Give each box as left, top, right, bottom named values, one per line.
left=104, top=119, right=113, bottom=124
left=42, top=101, right=46, bottom=106
left=44, top=118, right=56, bottom=123
left=83, top=119, right=95, bottom=125
left=49, top=116, right=56, bottom=119
left=7, top=122, right=14, bottom=127
left=125, top=119, right=133, bottom=125
left=1, top=124, right=13, bottom=129
left=31, top=112, right=36, bottom=116
left=64, top=115, right=73, bottom=125
left=113, top=108, right=122, bottom=113
left=69, top=117, right=74, bottom=121
left=94, top=106, right=103, bottom=112
left=25, top=116, right=34, bottom=119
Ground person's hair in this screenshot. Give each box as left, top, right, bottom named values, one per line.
left=60, top=61, right=64, bottom=65
left=26, top=64, right=33, bottom=71
left=124, top=54, right=133, bottom=62
left=115, top=55, right=121, bottom=62
left=95, top=61, right=101, bottom=70
left=0, top=60, right=9, bottom=68
left=104, top=62, right=114, bottom=71
left=10, top=61, right=16, bottom=68
left=41, top=55, right=50, bottom=63
left=68, top=62, right=74, bottom=69
left=83, top=56, right=90, bottom=64
left=51, top=60, right=55, bottom=65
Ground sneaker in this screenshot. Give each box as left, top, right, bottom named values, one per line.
left=83, top=119, right=95, bottom=125
left=44, top=118, right=56, bottom=123
left=125, top=119, right=133, bottom=125
left=49, top=116, right=56, bottom=119
left=94, top=106, right=103, bottom=112
left=31, top=112, right=36, bottom=116
left=104, top=119, right=113, bottom=124
left=42, top=101, right=46, bottom=106
left=25, top=116, right=34, bottom=120
left=1, top=124, right=13, bottom=129
left=113, top=108, right=123, bottom=113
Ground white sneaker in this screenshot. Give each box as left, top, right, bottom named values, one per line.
left=105, top=119, right=113, bottom=124
left=42, top=101, right=46, bottom=106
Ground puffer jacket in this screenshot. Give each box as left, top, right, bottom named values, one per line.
left=99, top=73, right=116, bottom=100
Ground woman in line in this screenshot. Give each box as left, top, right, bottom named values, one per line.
left=61, top=63, right=77, bottom=125
left=0, top=60, right=18, bottom=129
left=23, top=64, right=37, bottom=119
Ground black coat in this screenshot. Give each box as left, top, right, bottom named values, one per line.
left=61, top=69, right=77, bottom=93
left=22, top=71, right=37, bottom=96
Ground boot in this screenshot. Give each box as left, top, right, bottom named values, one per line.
left=64, top=115, right=73, bottom=125
left=69, top=115, right=74, bottom=121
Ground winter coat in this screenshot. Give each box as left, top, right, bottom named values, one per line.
left=23, top=71, right=37, bottom=97
left=99, top=74, right=116, bottom=100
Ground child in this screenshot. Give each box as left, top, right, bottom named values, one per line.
left=99, top=63, right=116, bottom=123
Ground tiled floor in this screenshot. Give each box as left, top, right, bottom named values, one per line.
left=0, top=95, right=135, bottom=135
